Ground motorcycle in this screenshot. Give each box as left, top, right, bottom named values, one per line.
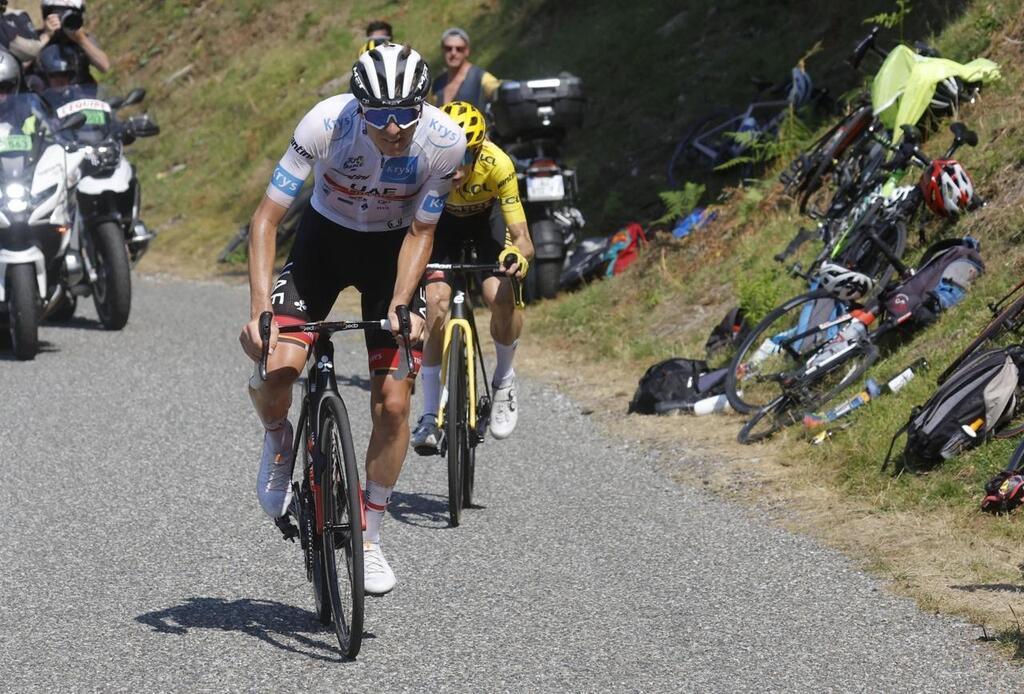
left=0, top=93, right=86, bottom=359
left=492, top=73, right=586, bottom=301
left=43, top=84, right=159, bottom=329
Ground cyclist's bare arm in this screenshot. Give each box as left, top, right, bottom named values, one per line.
left=390, top=218, right=435, bottom=342
left=240, top=195, right=288, bottom=361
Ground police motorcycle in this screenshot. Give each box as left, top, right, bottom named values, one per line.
left=491, top=73, right=586, bottom=301
left=41, top=83, right=159, bottom=329
left=0, top=89, right=87, bottom=359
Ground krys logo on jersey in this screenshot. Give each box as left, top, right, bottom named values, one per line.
left=427, top=118, right=461, bottom=149
left=421, top=193, right=448, bottom=214
left=380, top=156, right=418, bottom=184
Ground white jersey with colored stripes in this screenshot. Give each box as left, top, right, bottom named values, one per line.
left=265, top=94, right=466, bottom=232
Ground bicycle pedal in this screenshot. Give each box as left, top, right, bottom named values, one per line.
left=274, top=514, right=299, bottom=542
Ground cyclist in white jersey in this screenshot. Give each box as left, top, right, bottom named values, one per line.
left=239, top=44, right=465, bottom=596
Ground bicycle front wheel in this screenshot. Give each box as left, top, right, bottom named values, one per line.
left=445, top=325, right=468, bottom=527
left=726, top=290, right=839, bottom=414
left=319, top=395, right=364, bottom=658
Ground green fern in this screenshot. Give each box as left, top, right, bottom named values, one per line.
left=653, top=182, right=706, bottom=225
left=864, top=0, right=913, bottom=38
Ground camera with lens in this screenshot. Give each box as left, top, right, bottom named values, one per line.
left=41, top=4, right=84, bottom=32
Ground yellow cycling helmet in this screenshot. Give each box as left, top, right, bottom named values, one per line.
left=441, top=100, right=486, bottom=153
left=359, top=37, right=389, bottom=56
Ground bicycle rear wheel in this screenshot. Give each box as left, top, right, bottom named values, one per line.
left=319, top=395, right=364, bottom=658
left=726, top=290, right=839, bottom=414
left=738, top=396, right=792, bottom=444
left=445, top=325, right=467, bottom=527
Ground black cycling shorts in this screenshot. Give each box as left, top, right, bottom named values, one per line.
left=271, top=205, right=424, bottom=375
left=426, top=203, right=508, bottom=283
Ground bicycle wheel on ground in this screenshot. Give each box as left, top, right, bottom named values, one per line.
left=319, top=395, right=364, bottom=659
left=938, top=290, right=1024, bottom=384
left=445, top=325, right=467, bottom=527
left=737, top=396, right=792, bottom=444
left=293, top=412, right=331, bottom=625
left=726, top=290, right=838, bottom=414
left=667, top=111, right=732, bottom=186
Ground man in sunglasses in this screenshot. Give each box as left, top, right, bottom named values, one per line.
left=239, top=44, right=465, bottom=596
left=430, top=26, right=500, bottom=109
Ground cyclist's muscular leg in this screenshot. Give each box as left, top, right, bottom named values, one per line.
left=366, top=374, right=415, bottom=486
left=483, top=275, right=522, bottom=346
left=422, top=279, right=452, bottom=367
left=248, top=341, right=306, bottom=425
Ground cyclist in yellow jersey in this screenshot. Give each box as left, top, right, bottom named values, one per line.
left=412, top=101, right=534, bottom=454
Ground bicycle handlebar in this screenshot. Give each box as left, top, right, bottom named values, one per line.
left=257, top=307, right=411, bottom=381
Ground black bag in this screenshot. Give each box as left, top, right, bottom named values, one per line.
left=628, top=358, right=726, bottom=415
left=883, top=346, right=1024, bottom=473
left=705, top=306, right=750, bottom=359
left=881, top=237, right=984, bottom=331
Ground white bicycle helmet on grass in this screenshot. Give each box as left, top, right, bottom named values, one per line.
left=817, top=262, right=874, bottom=302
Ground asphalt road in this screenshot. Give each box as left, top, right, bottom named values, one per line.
left=1, top=276, right=1020, bottom=692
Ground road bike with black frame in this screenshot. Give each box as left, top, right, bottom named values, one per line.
left=775, top=121, right=979, bottom=299
left=257, top=305, right=414, bottom=659
left=426, top=251, right=519, bottom=527
left=937, top=278, right=1024, bottom=384
left=732, top=122, right=982, bottom=419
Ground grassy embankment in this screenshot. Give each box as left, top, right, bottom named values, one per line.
left=85, top=0, right=1024, bottom=646
left=89, top=0, right=940, bottom=274
left=528, top=0, right=1024, bottom=646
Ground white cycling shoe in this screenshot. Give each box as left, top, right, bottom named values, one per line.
left=489, top=378, right=519, bottom=439
left=256, top=421, right=294, bottom=518
left=363, top=541, right=396, bottom=595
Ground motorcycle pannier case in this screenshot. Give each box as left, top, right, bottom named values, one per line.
left=493, top=73, right=584, bottom=138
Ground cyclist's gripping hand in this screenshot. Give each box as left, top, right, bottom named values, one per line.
left=499, top=245, right=530, bottom=280
left=240, top=315, right=279, bottom=363
left=388, top=303, right=426, bottom=344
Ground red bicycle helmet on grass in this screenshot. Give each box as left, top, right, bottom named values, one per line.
left=920, top=159, right=975, bottom=218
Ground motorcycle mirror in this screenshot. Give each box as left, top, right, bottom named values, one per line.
left=128, top=113, right=160, bottom=138
left=122, top=88, right=146, bottom=108
left=58, top=112, right=87, bottom=132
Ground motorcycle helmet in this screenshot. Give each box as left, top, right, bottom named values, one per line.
left=350, top=43, right=429, bottom=109
left=0, top=49, right=20, bottom=96
left=441, top=101, right=486, bottom=153
left=39, top=43, right=81, bottom=84
left=920, top=159, right=975, bottom=218
left=817, top=262, right=874, bottom=302
left=787, top=66, right=813, bottom=108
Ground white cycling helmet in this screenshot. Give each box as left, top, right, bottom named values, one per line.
left=42, top=0, right=84, bottom=8
left=817, top=262, right=874, bottom=302
left=350, top=43, right=430, bottom=109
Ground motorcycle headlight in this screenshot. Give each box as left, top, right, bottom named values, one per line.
left=7, top=198, right=27, bottom=212
left=6, top=182, right=26, bottom=199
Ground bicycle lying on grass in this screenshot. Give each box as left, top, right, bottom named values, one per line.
left=257, top=305, right=414, bottom=659
left=938, top=278, right=1024, bottom=384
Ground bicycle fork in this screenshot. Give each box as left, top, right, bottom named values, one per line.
left=437, top=289, right=478, bottom=431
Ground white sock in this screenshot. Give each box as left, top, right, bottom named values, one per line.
left=420, top=364, right=441, bottom=418
left=493, top=340, right=518, bottom=388
left=364, top=480, right=392, bottom=545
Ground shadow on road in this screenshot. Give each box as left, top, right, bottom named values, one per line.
left=135, top=597, right=354, bottom=663
left=337, top=373, right=372, bottom=392
left=388, top=490, right=454, bottom=528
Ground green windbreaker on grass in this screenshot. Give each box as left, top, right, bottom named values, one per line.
left=871, top=45, right=1000, bottom=141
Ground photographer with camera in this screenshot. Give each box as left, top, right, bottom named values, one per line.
left=37, top=0, right=108, bottom=84
left=0, top=2, right=42, bottom=64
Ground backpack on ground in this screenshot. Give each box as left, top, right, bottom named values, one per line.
left=981, top=437, right=1024, bottom=513
left=883, top=346, right=1024, bottom=474
left=604, top=222, right=648, bottom=277
left=705, top=306, right=750, bottom=359
left=628, top=358, right=727, bottom=415
left=881, top=237, right=984, bottom=332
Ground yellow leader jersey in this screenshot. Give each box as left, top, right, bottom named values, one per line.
left=445, top=140, right=526, bottom=226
